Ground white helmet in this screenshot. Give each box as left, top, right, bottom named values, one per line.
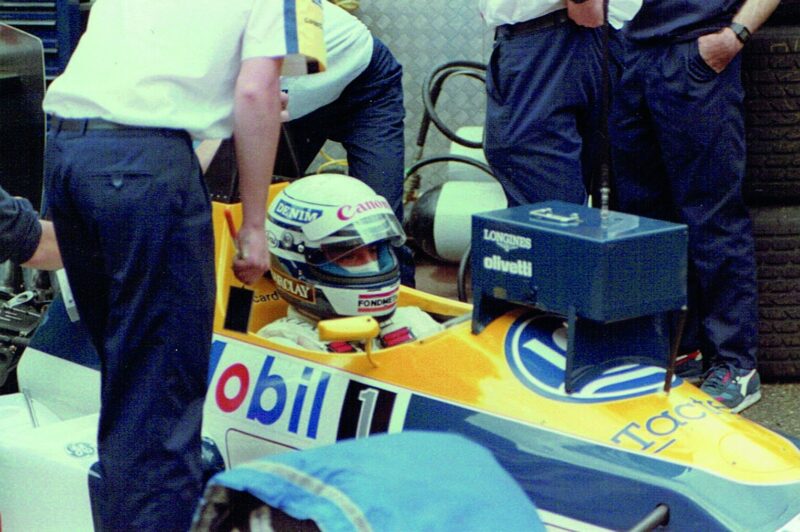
left=267, top=174, right=406, bottom=322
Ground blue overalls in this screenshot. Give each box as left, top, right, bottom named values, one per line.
left=484, top=10, right=605, bottom=207
left=45, top=119, right=215, bottom=531
left=610, top=0, right=758, bottom=370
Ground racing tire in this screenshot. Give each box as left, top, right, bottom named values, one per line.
left=766, top=1, right=800, bottom=25
left=742, top=25, right=800, bottom=204
left=752, top=204, right=800, bottom=379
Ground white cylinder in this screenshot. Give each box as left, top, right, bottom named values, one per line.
left=447, top=126, right=493, bottom=182
left=433, top=180, right=507, bottom=262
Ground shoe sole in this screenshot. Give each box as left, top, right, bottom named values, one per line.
left=730, top=390, right=762, bottom=414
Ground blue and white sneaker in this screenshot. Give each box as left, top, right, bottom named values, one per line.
left=700, top=364, right=762, bottom=413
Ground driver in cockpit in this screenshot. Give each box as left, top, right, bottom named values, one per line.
left=256, top=174, right=441, bottom=351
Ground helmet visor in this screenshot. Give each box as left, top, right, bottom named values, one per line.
left=321, top=242, right=381, bottom=274
left=302, top=196, right=405, bottom=244
left=306, top=211, right=405, bottom=267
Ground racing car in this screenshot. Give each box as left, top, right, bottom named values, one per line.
left=1, top=183, right=799, bottom=532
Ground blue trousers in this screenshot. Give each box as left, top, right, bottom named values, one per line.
left=610, top=39, right=758, bottom=370
left=484, top=17, right=604, bottom=207
left=45, top=123, right=215, bottom=530
left=274, top=37, right=415, bottom=285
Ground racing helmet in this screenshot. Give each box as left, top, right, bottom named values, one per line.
left=267, top=174, right=406, bottom=322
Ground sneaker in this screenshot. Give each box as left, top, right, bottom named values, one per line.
left=700, top=364, right=762, bottom=413
left=674, top=350, right=704, bottom=384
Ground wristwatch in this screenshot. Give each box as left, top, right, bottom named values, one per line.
left=729, top=22, right=752, bottom=44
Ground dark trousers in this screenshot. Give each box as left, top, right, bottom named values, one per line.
left=275, top=37, right=415, bottom=286
left=484, top=16, right=604, bottom=207
left=610, top=39, right=758, bottom=370
left=45, top=124, right=215, bottom=530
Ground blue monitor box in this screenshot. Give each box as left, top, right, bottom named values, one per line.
left=471, top=201, right=688, bottom=331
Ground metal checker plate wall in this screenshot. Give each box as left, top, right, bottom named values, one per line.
left=317, top=1, right=492, bottom=190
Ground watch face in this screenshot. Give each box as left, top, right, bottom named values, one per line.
left=731, top=23, right=751, bottom=44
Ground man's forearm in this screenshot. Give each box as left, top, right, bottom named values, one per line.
left=230, top=56, right=282, bottom=284
left=698, top=0, right=780, bottom=72
left=22, top=220, right=62, bottom=270
left=234, top=56, right=284, bottom=233
left=733, top=0, right=781, bottom=34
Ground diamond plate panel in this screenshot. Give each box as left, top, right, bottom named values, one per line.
left=314, top=1, right=493, bottom=191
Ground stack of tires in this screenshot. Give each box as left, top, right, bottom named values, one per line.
left=742, top=2, right=800, bottom=380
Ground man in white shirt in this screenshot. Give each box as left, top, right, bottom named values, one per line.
left=41, top=1, right=316, bottom=528
left=479, top=0, right=641, bottom=206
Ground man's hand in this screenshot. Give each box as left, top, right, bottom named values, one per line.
left=567, top=0, right=604, bottom=28
left=698, top=27, right=743, bottom=73
left=232, top=225, right=270, bottom=284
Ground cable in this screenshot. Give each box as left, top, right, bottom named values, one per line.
left=417, top=61, right=487, bottom=152
left=405, top=61, right=487, bottom=204
left=280, top=124, right=303, bottom=178
left=315, top=149, right=348, bottom=174
left=331, top=0, right=360, bottom=12
left=598, top=0, right=612, bottom=221
left=457, top=244, right=471, bottom=303
left=316, top=159, right=348, bottom=174
left=403, top=154, right=495, bottom=207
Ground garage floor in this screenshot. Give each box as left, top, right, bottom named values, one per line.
left=743, top=383, right=800, bottom=439
left=413, top=253, right=800, bottom=439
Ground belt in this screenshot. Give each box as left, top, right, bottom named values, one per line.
left=48, top=116, right=131, bottom=133
left=495, top=9, right=570, bottom=40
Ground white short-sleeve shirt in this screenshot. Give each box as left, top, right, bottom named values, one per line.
left=43, top=0, right=296, bottom=139
left=479, top=0, right=643, bottom=30
left=281, top=1, right=373, bottom=120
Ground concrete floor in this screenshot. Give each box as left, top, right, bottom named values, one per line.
left=414, top=254, right=800, bottom=439
left=743, top=382, right=800, bottom=438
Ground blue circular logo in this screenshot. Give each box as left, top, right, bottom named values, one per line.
left=505, top=314, right=678, bottom=403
